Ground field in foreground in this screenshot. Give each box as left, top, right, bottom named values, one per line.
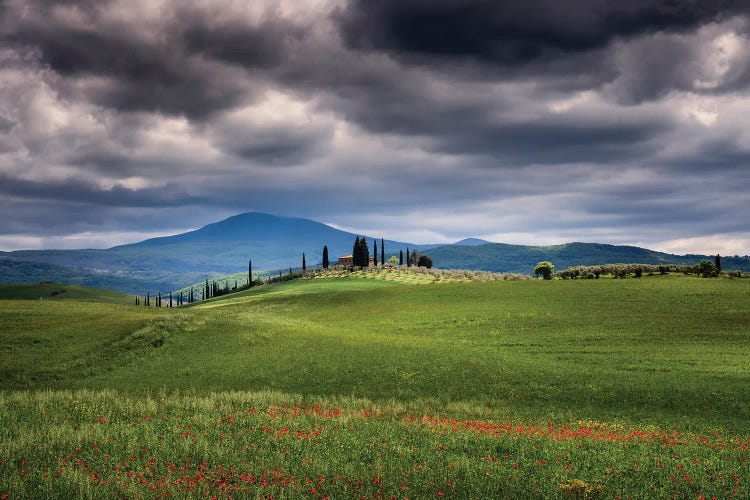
left=1, top=274, right=750, bottom=498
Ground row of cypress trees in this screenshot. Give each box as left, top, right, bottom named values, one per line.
left=135, top=288, right=194, bottom=307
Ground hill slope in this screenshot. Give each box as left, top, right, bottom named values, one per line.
left=425, top=241, right=750, bottom=275
left=0, top=282, right=134, bottom=304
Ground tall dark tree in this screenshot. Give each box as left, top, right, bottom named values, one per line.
left=303, top=252, right=307, bottom=271
left=248, top=259, right=253, bottom=287
left=362, top=238, right=370, bottom=267
left=353, top=236, right=360, bottom=267
left=322, top=245, right=329, bottom=269
left=169, top=292, right=173, bottom=308
left=352, top=236, right=370, bottom=267
left=406, top=247, right=410, bottom=267
left=381, top=238, right=385, bottom=265
left=409, top=249, right=419, bottom=267
left=373, top=240, right=378, bottom=267
left=158, top=291, right=161, bottom=307
left=399, top=249, right=404, bottom=266
left=715, top=254, right=722, bottom=273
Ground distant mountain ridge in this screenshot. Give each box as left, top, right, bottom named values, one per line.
left=424, top=241, right=748, bottom=275
left=1, top=212, right=748, bottom=292
left=452, top=238, right=494, bottom=246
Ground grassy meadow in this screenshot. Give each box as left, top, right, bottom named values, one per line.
left=1, top=272, right=749, bottom=498
left=0, top=283, right=134, bottom=304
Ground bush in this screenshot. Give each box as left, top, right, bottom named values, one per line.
left=417, top=255, right=433, bottom=268
left=698, top=260, right=718, bottom=278
left=534, top=261, right=554, bottom=280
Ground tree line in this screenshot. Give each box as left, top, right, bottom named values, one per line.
left=553, top=255, right=738, bottom=280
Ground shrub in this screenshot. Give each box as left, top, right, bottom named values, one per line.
left=534, top=261, right=554, bottom=280
left=417, top=255, right=433, bottom=268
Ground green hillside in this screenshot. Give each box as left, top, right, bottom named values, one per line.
left=0, top=282, right=134, bottom=304
left=2, top=274, right=750, bottom=497
left=426, top=241, right=750, bottom=274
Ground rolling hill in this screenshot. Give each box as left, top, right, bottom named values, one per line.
left=2, top=212, right=748, bottom=293
left=0, top=282, right=134, bottom=304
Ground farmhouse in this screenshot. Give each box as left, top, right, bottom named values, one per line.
left=337, top=255, right=375, bottom=267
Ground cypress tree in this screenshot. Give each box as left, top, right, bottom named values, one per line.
left=373, top=240, right=378, bottom=267
left=362, top=238, right=370, bottom=268
left=715, top=254, right=722, bottom=273
left=381, top=238, right=385, bottom=265
left=399, top=249, right=403, bottom=266
left=353, top=236, right=361, bottom=267
left=249, top=259, right=253, bottom=287
left=158, top=292, right=161, bottom=307
left=406, top=247, right=410, bottom=267
left=169, top=292, right=173, bottom=308
left=146, top=292, right=149, bottom=306
left=303, top=252, right=306, bottom=271
left=322, top=245, right=329, bottom=269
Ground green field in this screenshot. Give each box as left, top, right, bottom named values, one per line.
left=0, top=283, right=134, bottom=304
left=1, top=274, right=749, bottom=498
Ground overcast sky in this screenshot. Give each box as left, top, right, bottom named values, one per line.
left=2, top=0, right=750, bottom=254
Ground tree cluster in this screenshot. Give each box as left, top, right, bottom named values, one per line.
left=352, top=236, right=370, bottom=267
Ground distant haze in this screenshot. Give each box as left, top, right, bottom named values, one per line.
left=2, top=1, right=750, bottom=255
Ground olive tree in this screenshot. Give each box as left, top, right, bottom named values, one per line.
left=534, top=261, right=554, bottom=280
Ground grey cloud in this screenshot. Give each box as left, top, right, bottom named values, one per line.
left=0, top=174, right=208, bottom=208
left=338, top=0, right=746, bottom=63
left=1, top=1, right=302, bottom=118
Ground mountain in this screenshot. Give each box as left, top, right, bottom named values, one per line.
left=2, top=212, right=748, bottom=293
left=425, top=241, right=750, bottom=275
left=0, top=213, right=420, bottom=292
left=452, top=238, right=494, bottom=246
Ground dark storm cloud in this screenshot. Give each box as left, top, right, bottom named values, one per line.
left=181, top=20, right=306, bottom=69
left=338, top=0, right=745, bottom=63
left=0, top=0, right=306, bottom=118
left=0, top=174, right=207, bottom=208
left=337, top=0, right=750, bottom=106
